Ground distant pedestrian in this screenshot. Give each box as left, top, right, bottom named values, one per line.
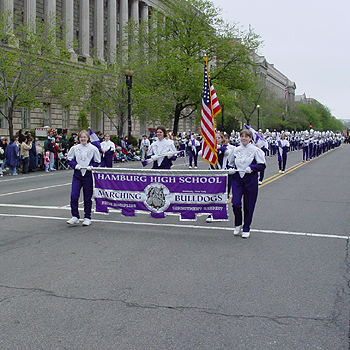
left=4, top=136, right=19, bottom=175
left=140, top=135, right=150, bottom=161
left=21, top=135, right=33, bottom=174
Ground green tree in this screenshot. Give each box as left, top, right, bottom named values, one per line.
left=77, top=110, right=89, bottom=130
left=129, top=0, right=261, bottom=135
left=0, top=15, right=87, bottom=137
left=86, top=62, right=128, bottom=138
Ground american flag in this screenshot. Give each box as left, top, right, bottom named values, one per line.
left=201, top=58, right=221, bottom=166
left=284, top=83, right=288, bottom=99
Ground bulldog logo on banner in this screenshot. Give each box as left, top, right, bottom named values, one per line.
left=144, top=183, right=170, bottom=213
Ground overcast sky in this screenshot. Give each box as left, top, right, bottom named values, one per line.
left=212, top=0, right=350, bottom=120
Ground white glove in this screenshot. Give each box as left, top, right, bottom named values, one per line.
left=75, top=164, right=82, bottom=170
left=86, top=166, right=93, bottom=171
left=228, top=168, right=236, bottom=175
left=245, top=166, right=252, bottom=173
left=217, top=144, right=221, bottom=149
left=151, top=155, right=158, bottom=161
left=167, top=151, right=174, bottom=158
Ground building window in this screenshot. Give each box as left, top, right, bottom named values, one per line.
left=62, top=105, right=69, bottom=128
left=43, top=103, right=51, bottom=126
left=21, top=107, right=29, bottom=129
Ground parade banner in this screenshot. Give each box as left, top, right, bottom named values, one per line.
left=92, top=168, right=229, bottom=221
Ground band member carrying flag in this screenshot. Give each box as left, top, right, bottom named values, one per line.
left=88, top=127, right=101, bottom=151
left=201, top=57, right=221, bottom=167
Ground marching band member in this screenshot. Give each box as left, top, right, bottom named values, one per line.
left=147, top=125, right=177, bottom=169
left=100, top=133, right=116, bottom=168
left=277, top=133, right=290, bottom=173
left=301, top=132, right=310, bottom=162
left=66, top=130, right=101, bottom=226
left=227, top=129, right=266, bottom=238
left=187, top=134, right=201, bottom=169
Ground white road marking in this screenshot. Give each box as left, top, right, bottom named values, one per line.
left=0, top=212, right=347, bottom=240
left=0, top=183, right=71, bottom=197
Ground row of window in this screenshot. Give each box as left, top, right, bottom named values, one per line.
left=0, top=104, right=70, bottom=130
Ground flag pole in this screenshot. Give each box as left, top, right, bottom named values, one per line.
left=203, top=57, right=217, bottom=159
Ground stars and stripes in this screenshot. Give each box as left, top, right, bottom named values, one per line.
left=201, top=58, right=221, bottom=166
left=284, top=83, right=288, bottom=99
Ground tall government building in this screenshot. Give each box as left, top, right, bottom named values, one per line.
left=0, top=0, right=168, bottom=137
left=0, top=0, right=296, bottom=137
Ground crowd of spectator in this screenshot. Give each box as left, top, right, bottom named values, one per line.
left=0, top=129, right=208, bottom=176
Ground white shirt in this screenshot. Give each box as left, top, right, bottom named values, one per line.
left=148, top=138, right=177, bottom=166
left=141, top=138, right=150, bottom=149
left=101, top=140, right=116, bottom=153
left=67, top=143, right=101, bottom=176
left=228, top=143, right=265, bottom=178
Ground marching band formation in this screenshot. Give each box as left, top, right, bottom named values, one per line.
left=64, top=125, right=344, bottom=236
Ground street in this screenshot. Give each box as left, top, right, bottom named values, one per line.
left=0, top=145, right=349, bottom=349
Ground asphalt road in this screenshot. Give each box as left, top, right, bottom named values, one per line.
left=0, top=145, right=349, bottom=349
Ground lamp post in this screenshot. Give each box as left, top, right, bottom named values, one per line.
left=257, top=104, right=260, bottom=130
left=125, top=69, right=134, bottom=141
left=221, top=104, right=224, bottom=132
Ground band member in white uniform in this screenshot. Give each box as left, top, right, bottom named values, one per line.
left=66, top=130, right=101, bottom=226
left=147, top=125, right=177, bottom=169
left=100, top=133, right=116, bottom=168
left=227, top=129, right=266, bottom=238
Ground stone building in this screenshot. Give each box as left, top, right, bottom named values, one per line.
left=254, top=53, right=296, bottom=105
left=0, top=0, right=169, bottom=138
left=0, top=0, right=297, bottom=139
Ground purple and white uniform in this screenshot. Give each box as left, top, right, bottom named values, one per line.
left=67, top=143, right=101, bottom=220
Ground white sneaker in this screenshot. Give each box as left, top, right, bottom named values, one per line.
left=282, top=171, right=285, bottom=174
left=258, top=181, right=262, bottom=185
left=242, top=231, right=250, bottom=238
left=194, top=166, right=198, bottom=169
left=233, top=225, right=242, bottom=235
left=67, top=217, right=79, bottom=225
left=82, top=218, right=91, bottom=226
left=206, top=214, right=213, bottom=223
left=188, top=166, right=192, bottom=169
left=278, top=170, right=282, bottom=173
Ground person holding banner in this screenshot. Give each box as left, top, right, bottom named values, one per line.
left=227, top=129, right=266, bottom=238
left=147, top=125, right=177, bottom=169
left=66, top=130, right=101, bottom=226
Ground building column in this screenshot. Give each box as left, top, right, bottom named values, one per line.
left=94, top=0, right=104, bottom=61
left=119, top=0, right=129, bottom=60
left=130, top=0, right=139, bottom=25
left=2, top=0, right=14, bottom=35
left=24, top=0, right=36, bottom=32
left=44, top=0, right=56, bottom=37
left=79, top=0, right=90, bottom=58
left=140, top=3, right=148, bottom=54
left=107, top=0, right=117, bottom=62
left=62, top=0, right=75, bottom=53
left=140, top=2, right=148, bottom=26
